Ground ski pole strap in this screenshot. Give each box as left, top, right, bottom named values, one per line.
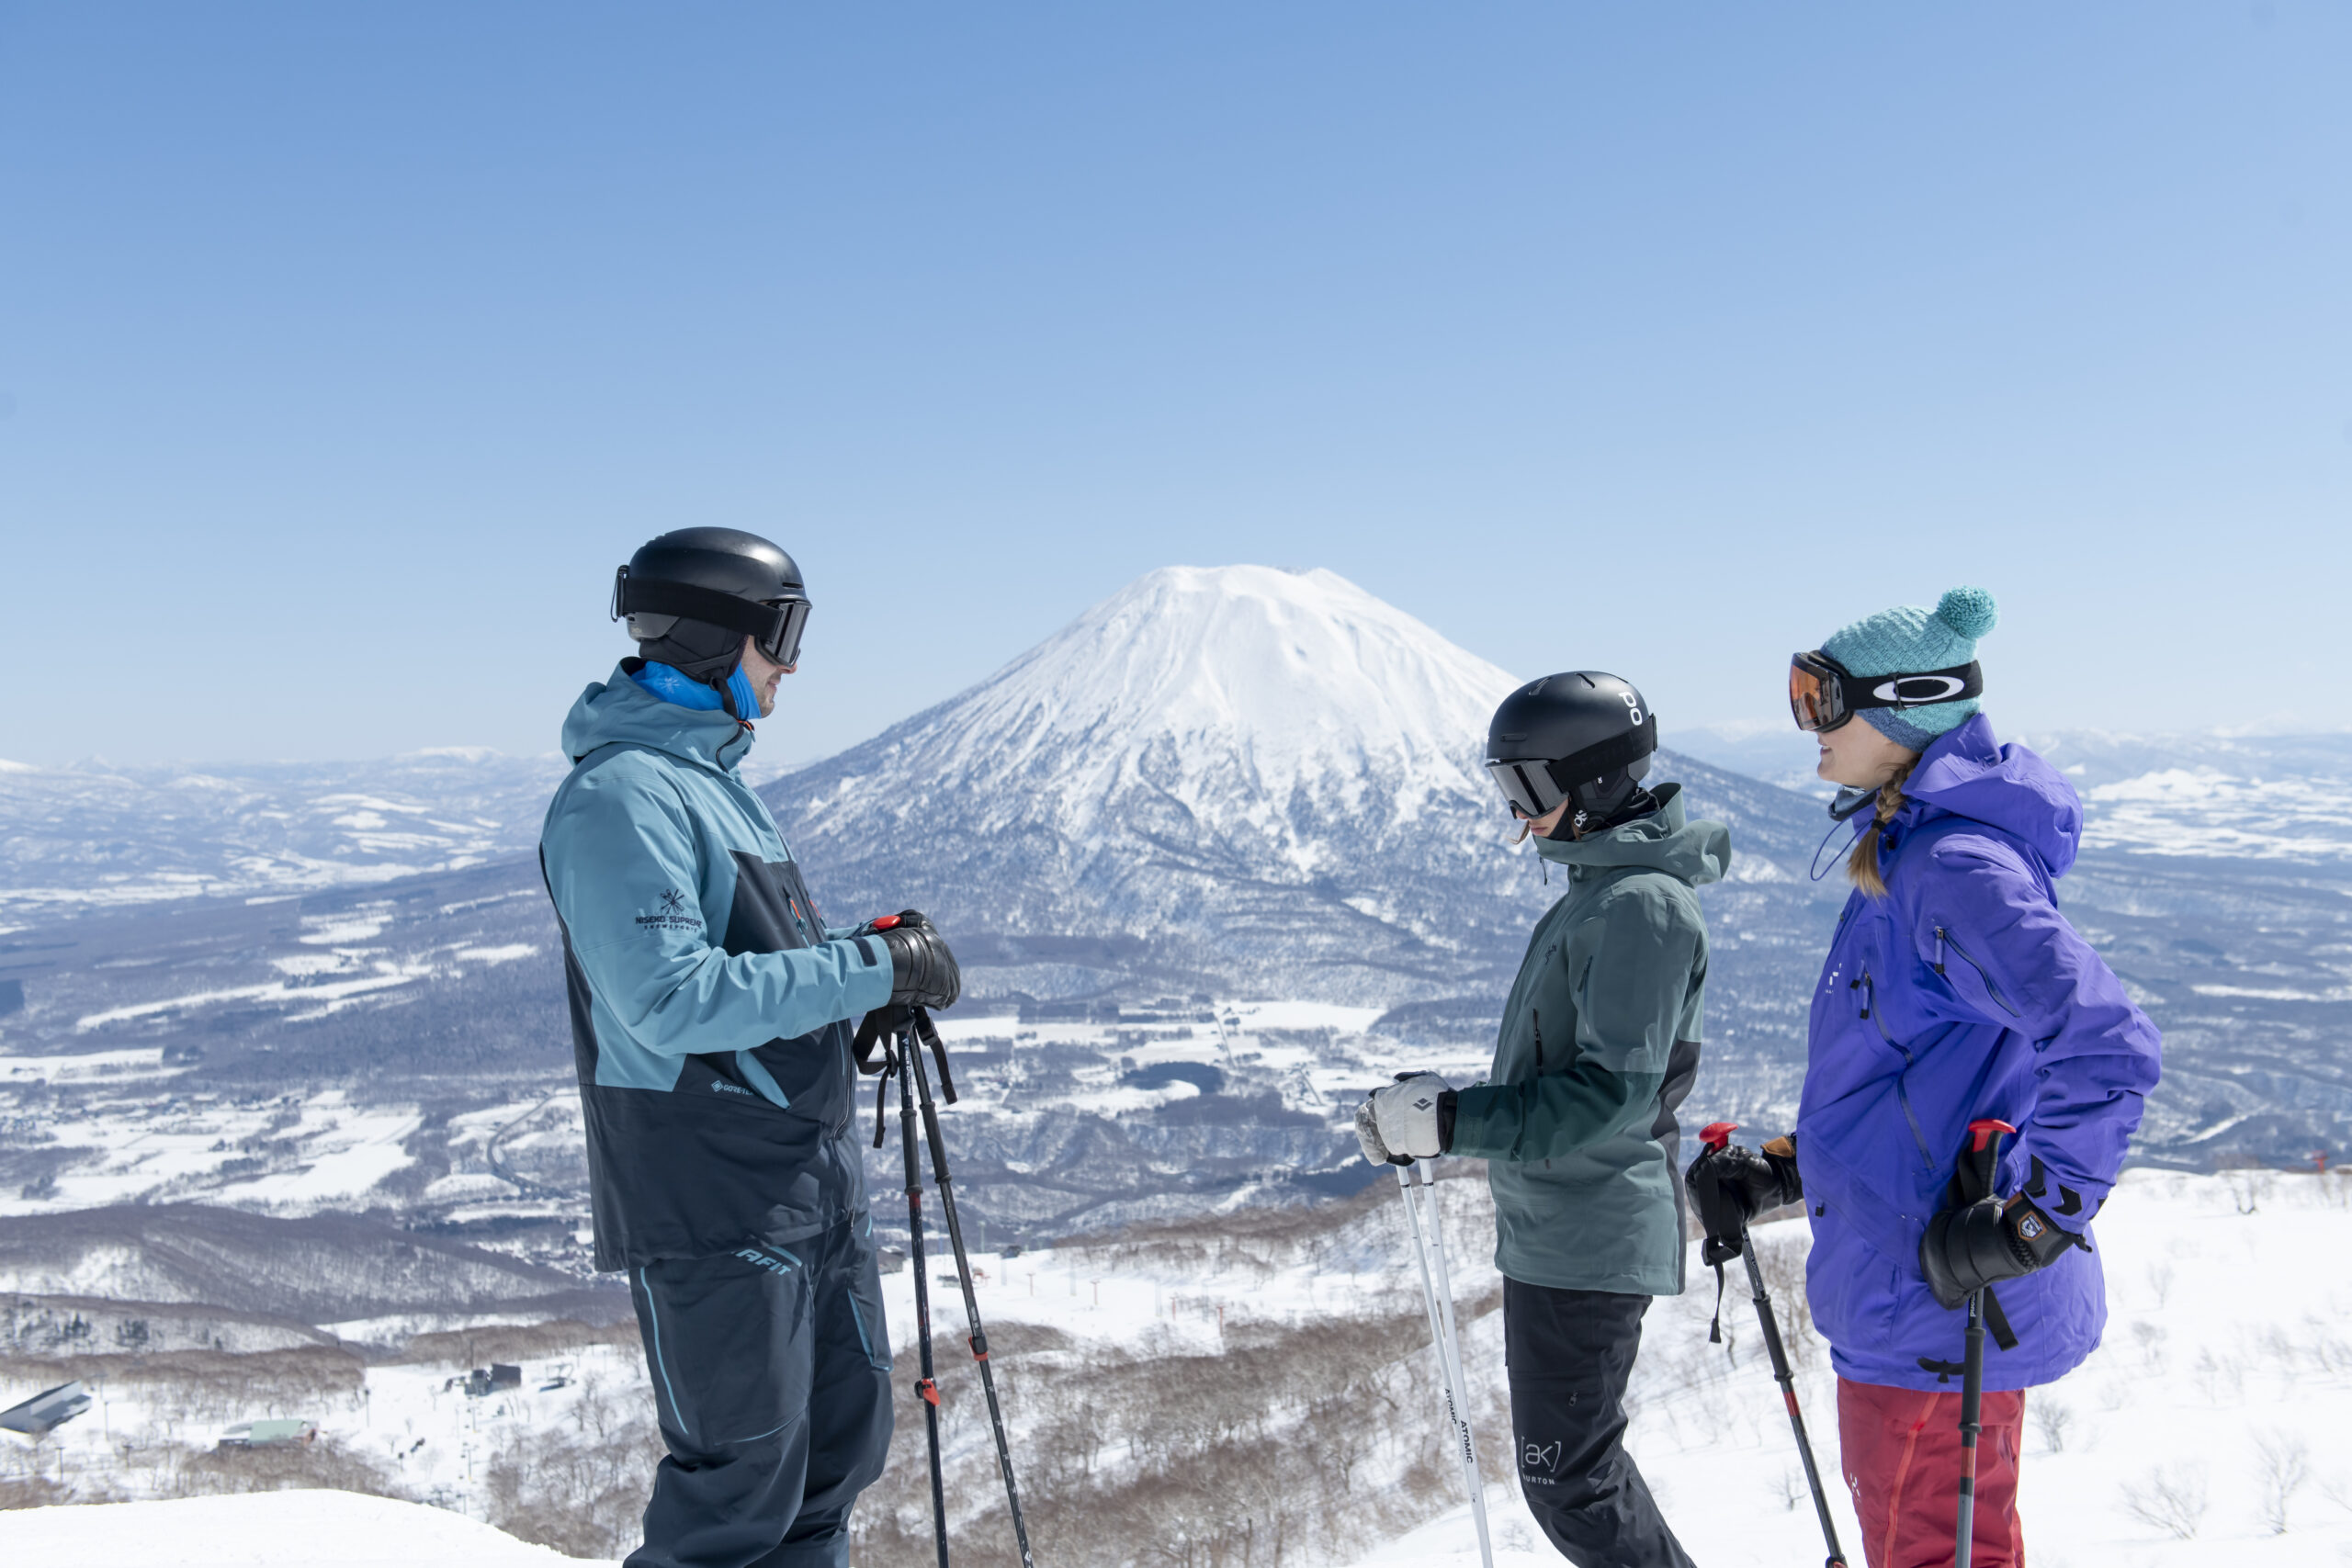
left=1981, top=1285, right=2018, bottom=1352
left=1707, top=1261, right=1727, bottom=1345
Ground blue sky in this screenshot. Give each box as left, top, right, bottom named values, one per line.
left=3, top=4, right=2346, bottom=766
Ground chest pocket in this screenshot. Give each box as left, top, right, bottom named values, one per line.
left=673, top=853, right=855, bottom=1129
left=722, top=852, right=827, bottom=954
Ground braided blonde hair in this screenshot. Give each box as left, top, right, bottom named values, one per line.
left=1846, top=754, right=1920, bottom=898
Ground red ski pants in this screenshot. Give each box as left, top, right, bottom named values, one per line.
left=1837, top=1377, right=2025, bottom=1568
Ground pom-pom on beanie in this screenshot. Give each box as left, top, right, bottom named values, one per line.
left=1819, top=586, right=1998, bottom=751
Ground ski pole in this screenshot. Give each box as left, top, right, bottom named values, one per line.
left=884, top=1025, right=949, bottom=1568
left=1394, top=1159, right=1494, bottom=1568
left=1415, top=1162, right=1495, bottom=1568
left=1696, top=1124, right=1847, bottom=1568
left=1953, top=1118, right=2015, bottom=1568
left=905, top=1008, right=1038, bottom=1568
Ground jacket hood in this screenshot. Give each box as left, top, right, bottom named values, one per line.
left=560, top=661, right=754, bottom=773
left=1900, top=712, right=2082, bottom=876
left=1532, top=783, right=1731, bottom=886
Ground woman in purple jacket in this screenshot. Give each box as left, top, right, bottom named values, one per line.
left=1694, top=588, right=2161, bottom=1568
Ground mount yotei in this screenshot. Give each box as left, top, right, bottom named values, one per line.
left=768, top=566, right=1838, bottom=1009
left=0, top=567, right=2346, bottom=1261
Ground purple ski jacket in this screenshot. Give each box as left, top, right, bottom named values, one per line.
left=1795, top=714, right=2162, bottom=1392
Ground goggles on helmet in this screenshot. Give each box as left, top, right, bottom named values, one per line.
left=1789, top=650, right=1982, bottom=734
left=1486, top=759, right=1566, bottom=821
left=613, top=569, right=812, bottom=670
left=1484, top=711, right=1658, bottom=820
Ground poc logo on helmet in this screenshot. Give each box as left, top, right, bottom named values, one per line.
left=1619, top=690, right=1643, bottom=726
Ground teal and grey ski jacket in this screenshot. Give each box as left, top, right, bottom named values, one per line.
left=1450, top=784, right=1731, bottom=1296
left=539, top=664, right=894, bottom=1270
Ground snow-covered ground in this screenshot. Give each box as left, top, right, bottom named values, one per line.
left=0, top=1490, right=612, bottom=1566
left=1341, top=1167, right=2352, bottom=1568
left=855, top=1164, right=2352, bottom=1566
left=10, top=1166, right=2342, bottom=1565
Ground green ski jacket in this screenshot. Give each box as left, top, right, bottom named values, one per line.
left=1450, top=784, right=1730, bottom=1296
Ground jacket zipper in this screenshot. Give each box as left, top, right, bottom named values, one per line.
left=1531, top=1009, right=1549, bottom=1168
left=1935, top=924, right=2021, bottom=1018
left=1856, top=964, right=1934, bottom=1167
left=1893, top=1075, right=1933, bottom=1168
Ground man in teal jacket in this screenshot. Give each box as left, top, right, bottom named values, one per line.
left=1362, top=672, right=1725, bottom=1568
left=541, top=528, right=960, bottom=1568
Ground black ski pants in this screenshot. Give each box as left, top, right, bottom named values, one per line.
left=626, top=1216, right=893, bottom=1568
left=1505, top=1278, right=1696, bottom=1568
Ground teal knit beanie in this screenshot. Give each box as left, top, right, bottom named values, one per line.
left=1819, top=586, right=1998, bottom=751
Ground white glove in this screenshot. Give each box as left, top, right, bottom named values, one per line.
left=1354, top=1099, right=1396, bottom=1166
left=1370, top=1073, right=1452, bottom=1161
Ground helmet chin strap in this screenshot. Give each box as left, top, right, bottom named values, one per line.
left=1565, top=770, right=1658, bottom=839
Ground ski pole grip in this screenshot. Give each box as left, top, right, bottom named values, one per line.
left=1966, top=1118, right=2016, bottom=1153
left=1700, top=1121, right=1739, bottom=1154
left=1964, top=1117, right=2016, bottom=1197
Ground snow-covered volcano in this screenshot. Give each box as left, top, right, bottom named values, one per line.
left=769, top=565, right=1823, bottom=1005
left=896, top=564, right=1515, bottom=854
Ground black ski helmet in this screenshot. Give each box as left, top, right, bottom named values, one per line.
left=612, top=528, right=810, bottom=684
left=1485, top=671, right=1659, bottom=829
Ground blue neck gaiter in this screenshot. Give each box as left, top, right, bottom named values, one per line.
left=631, top=660, right=761, bottom=721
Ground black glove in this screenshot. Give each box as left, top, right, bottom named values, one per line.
left=1684, top=1135, right=1801, bottom=1263
left=1918, top=1193, right=2084, bottom=1310
left=859, top=910, right=961, bottom=1010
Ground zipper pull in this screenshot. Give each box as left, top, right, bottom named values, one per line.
left=1933, top=926, right=1948, bottom=976
left=1860, top=975, right=1873, bottom=1021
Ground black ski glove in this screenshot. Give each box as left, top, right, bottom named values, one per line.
left=1918, top=1193, right=2086, bottom=1310
left=1685, top=1135, right=1801, bottom=1263
left=858, top=910, right=961, bottom=1011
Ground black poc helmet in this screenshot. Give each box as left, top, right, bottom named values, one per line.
left=1485, top=671, right=1659, bottom=832
left=613, top=528, right=810, bottom=685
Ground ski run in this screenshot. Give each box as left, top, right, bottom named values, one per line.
left=6, top=1164, right=2350, bottom=1564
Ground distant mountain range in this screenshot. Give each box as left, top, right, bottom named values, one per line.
left=2, top=566, right=2348, bottom=1256
left=0, top=750, right=567, bottom=915
left=767, top=566, right=1841, bottom=1008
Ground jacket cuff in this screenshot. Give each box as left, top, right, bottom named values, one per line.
left=1438, top=1090, right=1458, bottom=1154
left=848, top=935, right=895, bottom=1012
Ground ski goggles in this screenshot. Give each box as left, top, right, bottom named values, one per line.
left=1789, top=650, right=1982, bottom=734
left=1485, top=715, right=1658, bottom=819
left=613, top=569, right=812, bottom=670
left=1486, top=759, right=1566, bottom=821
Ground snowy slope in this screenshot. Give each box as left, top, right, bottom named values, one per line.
left=1340, top=1167, right=2352, bottom=1568
left=0, top=1491, right=611, bottom=1566
left=6, top=1168, right=2346, bottom=1566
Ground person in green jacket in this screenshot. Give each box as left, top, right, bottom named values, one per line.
left=1359, top=671, right=1728, bottom=1568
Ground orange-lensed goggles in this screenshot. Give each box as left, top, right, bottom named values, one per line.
left=1789, top=650, right=1982, bottom=734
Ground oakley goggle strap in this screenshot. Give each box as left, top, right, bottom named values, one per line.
left=1838, top=660, right=1983, bottom=712
left=613, top=568, right=808, bottom=649
left=1486, top=713, right=1658, bottom=814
